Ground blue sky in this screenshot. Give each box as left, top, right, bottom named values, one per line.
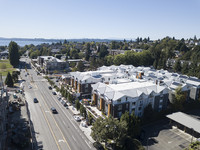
left=0, top=0, right=200, bottom=40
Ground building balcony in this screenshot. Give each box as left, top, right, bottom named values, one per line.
left=85, top=105, right=105, bottom=120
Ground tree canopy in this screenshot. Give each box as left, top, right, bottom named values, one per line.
left=5, top=72, right=14, bottom=87
left=8, top=41, right=20, bottom=67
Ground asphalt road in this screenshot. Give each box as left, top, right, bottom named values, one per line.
left=20, top=57, right=94, bottom=150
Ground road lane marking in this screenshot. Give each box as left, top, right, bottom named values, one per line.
left=58, top=139, right=65, bottom=143
left=39, top=90, right=72, bottom=150
left=72, top=136, right=76, bottom=141
left=85, top=140, right=91, bottom=149
left=39, top=104, right=61, bottom=150
left=168, top=141, right=172, bottom=144
left=63, top=121, right=66, bottom=125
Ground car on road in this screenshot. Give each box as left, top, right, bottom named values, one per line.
left=93, top=142, right=104, bottom=150
left=50, top=107, right=57, bottom=114
left=33, top=98, right=38, bottom=103
left=52, top=91, right=56, bottom=95
left=28, top=85, right=32, bottom=89
left=48, top=86, right=52, bottom=90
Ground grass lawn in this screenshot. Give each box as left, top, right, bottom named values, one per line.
left=0, top=59, right=16, bottom=76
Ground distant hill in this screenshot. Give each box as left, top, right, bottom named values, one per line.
left=0, top=37, right=124, bottom=43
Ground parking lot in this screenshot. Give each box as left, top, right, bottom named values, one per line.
left=142, top=120, right=193, bottom=150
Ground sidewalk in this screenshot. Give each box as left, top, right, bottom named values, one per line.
left=67, top=103, right=95, bottom=143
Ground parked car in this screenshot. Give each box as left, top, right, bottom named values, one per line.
left=28, top=85, right=32, bottom=89
left=13, top=94, right=18, bottom=99
left=74, top=116, right=81, bottom=122
left=48, top=86, right=52, bottom=90
left=52, top=91, right=56, bottom=95
left=57, top=97, right=61, bottom=101
left=93, top=142, right=104, bottom=150
left=151, top=137, right=158, bottom=143
left=33, top=98, right=38, bottom=103
left=50, top=107, right=57, bottom=114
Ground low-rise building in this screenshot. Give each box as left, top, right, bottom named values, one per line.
left=91, top=81, right=168, bottom=118
left=63, top=64, right=200, bottom=118
left=108, top=49, right=126, bottom=56
left=37, top=56, right=69, bottom=74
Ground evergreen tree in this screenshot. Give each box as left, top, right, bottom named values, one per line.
left=99, top=45, right=108, bottom=58
left=75, top=99, right=80, bottom=110
left=181, top=62, right=189, bottom=74
left=5, top=72, right=14, bottom=87
left=173, top=60, right=182, bottom=72
left=12, top=71, right=19, bottom=83
left=85, top=43, right=91, bottom=61
left=77, top=61, right=85, bottom=72
left=8, top=41, right=20, bottom=67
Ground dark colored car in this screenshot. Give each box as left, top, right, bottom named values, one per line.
left=48, top=86, right=52, bottom=90
left=52, top=91, right=56, bottom=95
left=151, top=137, right=158, bottom=143
left=33, top=98, right=38, bottom=103
left=93, top=142, right=104, bottom=150
left=51, top=107, right=57, bottom=114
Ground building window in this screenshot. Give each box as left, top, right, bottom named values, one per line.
left=108, top=78, right=110, bottom=81
left=126, top=103, right=128, bottom=109
left=118, top=111, right=122, bottom=117
left=138, top=107, right=142, bottom=111
left=126, top=97, right=128, bottom=101
left=132, top=108, right=135, bottom=112
left=132, top=102, right=136, bottom=106
left=118, top=105, right=122, bottom=111
left=117, top=99, right=121, bottom=103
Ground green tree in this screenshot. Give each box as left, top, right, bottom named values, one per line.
left=8, top=41, right=20, bottom=67
left=85, top=43, right=91, bottom=61
left=99, top=45, right=108, bottom=58
left=181, top=62, right=189, bottom=74
left=91, top=116, right=127, bottom=147
left=173, top=86, right=185, bottom=111
left=12, top=71, right=19, bottom=83
left=70, top=48, right=79, bottom=59
left=187, top=141, right=200, bottom=150
left=77, top=61, right=85, bottom=72
left=113, top=54, right=125, bottom=65
left=173, top=60, right=182, bottom=72
left=80, top=104, right=87, bottom=118
left=75, top=99, right=80, bottom=110
left=5, top=72, right=14, bottom=87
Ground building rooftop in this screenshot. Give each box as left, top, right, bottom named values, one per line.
left=167, top=112, right=200, bottom=134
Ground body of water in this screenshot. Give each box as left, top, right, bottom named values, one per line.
left=0, top=39, right=60, bottom=47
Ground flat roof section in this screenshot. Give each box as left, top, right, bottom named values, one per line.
left=167, top=112, right=200, bottom=133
